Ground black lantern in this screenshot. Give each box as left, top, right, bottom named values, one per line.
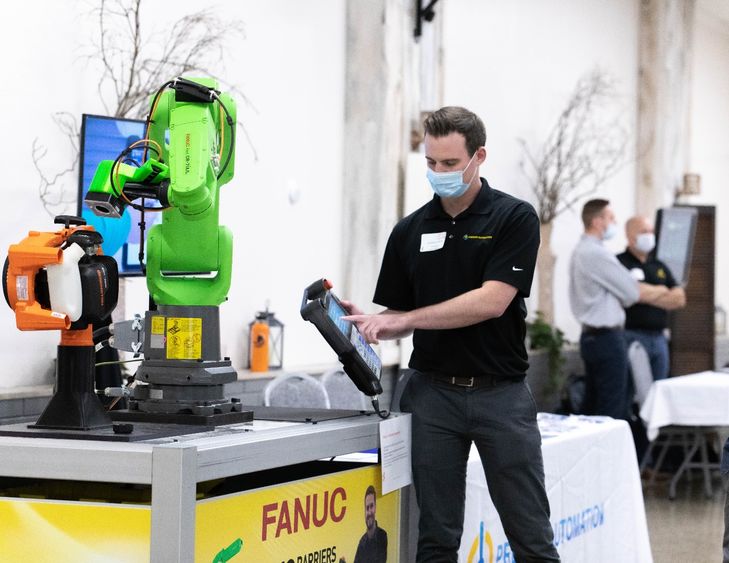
left=247, top=306, right=284, bottom=371
left=264, top=310, right=284, bottom=370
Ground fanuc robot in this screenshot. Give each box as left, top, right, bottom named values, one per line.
left=4, top=78, right=250, bottom=432
left=85, top=77, right=249, bottom=424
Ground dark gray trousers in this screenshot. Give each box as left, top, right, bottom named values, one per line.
left=722, top=438, right=729, bottom=563
left=724, top=480, right=729, bottom=563
left=400, top=371, right=560, bottom=563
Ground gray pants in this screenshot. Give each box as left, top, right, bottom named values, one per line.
left=722, top=438, right=729, bottom=562
left=724, top=481, right=729, bottom=563
left=400, top=371, right=560, bottom=563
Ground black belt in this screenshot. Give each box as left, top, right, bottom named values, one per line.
left=582, top=325, right=623, bottom=334
left=429, top=373, right=520, bottom=389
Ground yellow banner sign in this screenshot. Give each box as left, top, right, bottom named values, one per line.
left=0, top=500, right=150, bottom=562
left=196, top=465, right=400, bottom=562
left=0, top=465, right=398, bottom=562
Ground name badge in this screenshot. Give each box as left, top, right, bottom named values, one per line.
left=420, top=232, right=446, bottom=252
left=630, top=267, right=645, bottom=281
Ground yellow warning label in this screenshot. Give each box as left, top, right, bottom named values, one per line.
left=151, top=316, right=166, bottom=335
left=165, top=317, right=202, bottom=360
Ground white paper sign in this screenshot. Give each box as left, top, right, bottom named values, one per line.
left=379, top=414, right=412, bottom=495
left=420, top=232, right=446, bottom=252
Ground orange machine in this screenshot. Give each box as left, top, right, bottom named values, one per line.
left=2, top=216, right=118, bottom=430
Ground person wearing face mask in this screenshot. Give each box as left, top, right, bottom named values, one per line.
left=569, top=200, right=670, bottom=421
left=341, top=106, right=560, bottom=562
left=617, top=215, right=686, bottom=380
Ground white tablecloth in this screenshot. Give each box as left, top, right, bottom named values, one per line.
left=460, top=414, right=652, bottom=563
left=639, top=371, right=729, bottom=440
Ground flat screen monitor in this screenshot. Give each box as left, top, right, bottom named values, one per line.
left=77, top=114, right=162, bottom=276
left=654, top=206, right=698, bottom=287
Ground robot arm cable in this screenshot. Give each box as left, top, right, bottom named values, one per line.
left=212, top=90, right=235, bottom=180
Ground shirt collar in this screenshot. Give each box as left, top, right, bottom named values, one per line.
left=581, top=233, right=602, bottom=244
left=624, top=248, right=641, bottom=261
left=425, top=178, right=492, bottom=219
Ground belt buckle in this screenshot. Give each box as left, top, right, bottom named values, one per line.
left=451, top=376, right=475, bottom=387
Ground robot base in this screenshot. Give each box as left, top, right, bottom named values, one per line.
left=110, top=407, right=253, bottom=426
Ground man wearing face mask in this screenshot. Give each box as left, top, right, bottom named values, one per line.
left=569, top=200, right=670, bottom=421
left=617, top=215, right=686, bottom=380
left=342, top=106, right=560, bottom=562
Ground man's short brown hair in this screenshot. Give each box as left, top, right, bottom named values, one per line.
left=581, top=199, right=610, bottom=229
left=423, top=106, right=486, bottom=155
left=365, top=484, right=377, bottom=503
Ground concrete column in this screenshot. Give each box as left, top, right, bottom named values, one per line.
left=342, top=0, right=407, bottom=310
left=342, top=0, right=439, bottom=310
left=637, top=0, right=695, bottom=215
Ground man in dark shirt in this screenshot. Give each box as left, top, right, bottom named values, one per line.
left=617, top=215, right=686, bottom=380
left=343, top=106, right=559, bottom=562
left=353, top=485, right=387, bottom=563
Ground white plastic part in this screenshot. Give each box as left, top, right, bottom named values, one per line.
left=47, top=242, right=85, bottom=322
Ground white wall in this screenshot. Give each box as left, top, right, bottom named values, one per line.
left=688, top=3, right=729, bottom=315
left=440, top=0, right=640, bottom=342
left=1, top=1, right=726, bottom=389
left=0, top=2, right=85, bottom=386
left=0, top=0, right=346, bottom=387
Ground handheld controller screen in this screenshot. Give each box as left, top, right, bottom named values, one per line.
left=301, top=279, right=383, bottom=397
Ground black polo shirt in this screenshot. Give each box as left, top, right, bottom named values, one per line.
left=616, top=249, right=677, bottom=331
left=373, top=179, right=539, bottom=379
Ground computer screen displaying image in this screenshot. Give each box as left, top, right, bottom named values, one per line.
left=655, top=206, right=698, bottom=287
left=77, top=113, right=163, bottom=276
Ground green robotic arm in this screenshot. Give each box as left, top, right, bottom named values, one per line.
left=84, top=78, right=248, bottom=422
left=85, top=77, right=237, bottom=307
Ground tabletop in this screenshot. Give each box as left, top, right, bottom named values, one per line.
left=639, top=370, right=729, bottom=440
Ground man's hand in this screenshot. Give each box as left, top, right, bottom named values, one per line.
left=343, top=311, right=412, bottom=344
left=338, top=299, right=365, bottom=316
left=651, top=286, right=687, bottom=311
left=638, top=282, right=669, bottom=304
left=341, top=280, right=518, bottom=344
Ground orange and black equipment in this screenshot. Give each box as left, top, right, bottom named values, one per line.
left=2, top=216, right=119, bottom=430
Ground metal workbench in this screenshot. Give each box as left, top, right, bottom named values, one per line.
left=0, top=412, right=411, bottom=562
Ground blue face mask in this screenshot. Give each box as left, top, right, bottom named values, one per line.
left=603, top=222, right=618, bottom=241
left=426, top=152, right=478, bottom=199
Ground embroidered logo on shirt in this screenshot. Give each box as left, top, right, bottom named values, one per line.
left=512, top=266, right=523, bottom=271
left=463, top=235, right=492, bottom=240
left=657, top=268, right=666, bottom=279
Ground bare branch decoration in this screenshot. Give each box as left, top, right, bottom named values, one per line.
left=34, top=113, right=80, bottom=215
left=519, top=69, right=629, bottom=225
left=518, top=69, right=631, bottom=325
left=33, top=0, right=255, bottom=217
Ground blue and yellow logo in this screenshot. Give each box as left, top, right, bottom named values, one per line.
left=467, top=522, right=494, bottom=563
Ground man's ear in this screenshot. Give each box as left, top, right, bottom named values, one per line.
left=477, top=146, right=487, bottom=165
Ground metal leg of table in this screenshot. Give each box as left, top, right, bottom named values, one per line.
left=668, top=429, right=716, bottom=500
left=700, top=433, right=713, bottom=498
left=151, top=444, right=198, bottom=563
left=668, top=431, right=700, bottom=499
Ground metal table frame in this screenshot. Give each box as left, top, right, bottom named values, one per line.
left=0, top=413, right=411, bottom=562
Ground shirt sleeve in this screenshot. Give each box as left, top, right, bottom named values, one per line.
left=585, top=247, right=640, bottom=307
left=373, top=224, right=414, bottom=311
left=658, top=260, right=678, bottom=288
left=481, top=208, right=540, bottom=297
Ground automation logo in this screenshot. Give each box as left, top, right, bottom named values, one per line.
left=466, top=521, right=494, bottom=563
